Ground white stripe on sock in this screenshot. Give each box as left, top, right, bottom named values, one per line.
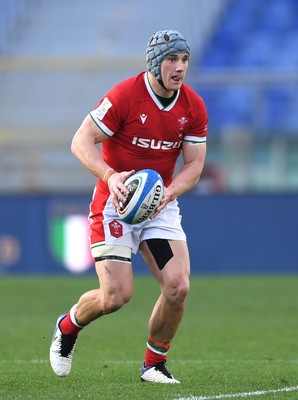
left=69, top=304, right=84, bottom=328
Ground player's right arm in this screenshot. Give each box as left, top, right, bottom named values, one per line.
left=71, top=114, right=133, bottom=207
left=71, top=114, right=112, bottom=180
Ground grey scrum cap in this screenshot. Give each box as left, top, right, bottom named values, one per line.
left=146, top=30, right=190, bottom=82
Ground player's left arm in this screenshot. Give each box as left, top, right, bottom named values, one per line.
left=166, top=92, right=208, bottom=200
left=159, top=141, right=207, bottom=209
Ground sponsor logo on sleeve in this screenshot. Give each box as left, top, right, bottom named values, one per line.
left=94, top=97, right=112, bottom=121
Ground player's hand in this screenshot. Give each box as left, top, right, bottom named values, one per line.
left=150, top=186, right=173, bottom=219
left=107, top=170, right=135, bottom=211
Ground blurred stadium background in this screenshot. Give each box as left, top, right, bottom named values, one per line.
left=0, top=0, right=297, bottom=274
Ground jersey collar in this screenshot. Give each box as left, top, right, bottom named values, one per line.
left=144, top=72, right=180, bottom=111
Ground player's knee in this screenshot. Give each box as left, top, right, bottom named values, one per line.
left=164, top=276, right=190, bottom=305
left=175, top=280, right=190, bottom=303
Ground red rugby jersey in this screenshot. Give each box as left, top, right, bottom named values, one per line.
left=90, top=72, right=208, bottom=187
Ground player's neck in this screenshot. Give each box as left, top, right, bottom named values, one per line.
left=155, top=91, right=177, bottom=107
left=147, top=72, right=174, bottom=98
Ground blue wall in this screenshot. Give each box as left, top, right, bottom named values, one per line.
left=180, top=194, right=298, bottom=274
left=0, top=194, right=297, bottom=275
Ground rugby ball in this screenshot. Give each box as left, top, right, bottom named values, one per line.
left=117, top=169, right=164, bottom=224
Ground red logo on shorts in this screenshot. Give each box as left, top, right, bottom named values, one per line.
left=109, top=220, right=123, bottom=238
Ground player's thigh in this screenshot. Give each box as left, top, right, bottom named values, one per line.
left=95, top=259, right=134, bottom=300
left=92, top=243, right=133, bottom=293
left=139, top=239, right=190, bottom=286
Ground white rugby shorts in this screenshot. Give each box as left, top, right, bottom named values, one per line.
left=91, top=197, right=186, bottom=258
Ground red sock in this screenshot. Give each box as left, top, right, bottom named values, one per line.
left=144, top=338, right=170, bottom=367
left=59, top=312, right=82, bottom=337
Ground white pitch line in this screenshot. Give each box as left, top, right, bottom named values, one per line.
left=1, top=360, right=298, bottom=400
left=175, top=385, right=298, bottom=400
left=0, top=359, right=49, bottom=364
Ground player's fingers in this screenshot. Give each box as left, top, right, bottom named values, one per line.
left=150, top=196, right=167, bottom=219
left=108, top=173, right=127, bottom=203
left=114, top=186, right=127, bottom=204
left=123, top=169, right=136, bottom=179
left=109, top=192, right=120, bottom=211
left=118, top=170, right=135, bottom=194
left=150, top=189, right=170, bottom=218
left=108, top=170, right=135, bottom=195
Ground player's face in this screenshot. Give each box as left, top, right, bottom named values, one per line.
left=161, top=53, right=189, bottom=92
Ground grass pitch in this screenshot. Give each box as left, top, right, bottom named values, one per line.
left=0, top=275, right=297, bottom=399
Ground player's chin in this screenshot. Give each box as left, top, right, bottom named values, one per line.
left=169, top=78, right=183, bottom=90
